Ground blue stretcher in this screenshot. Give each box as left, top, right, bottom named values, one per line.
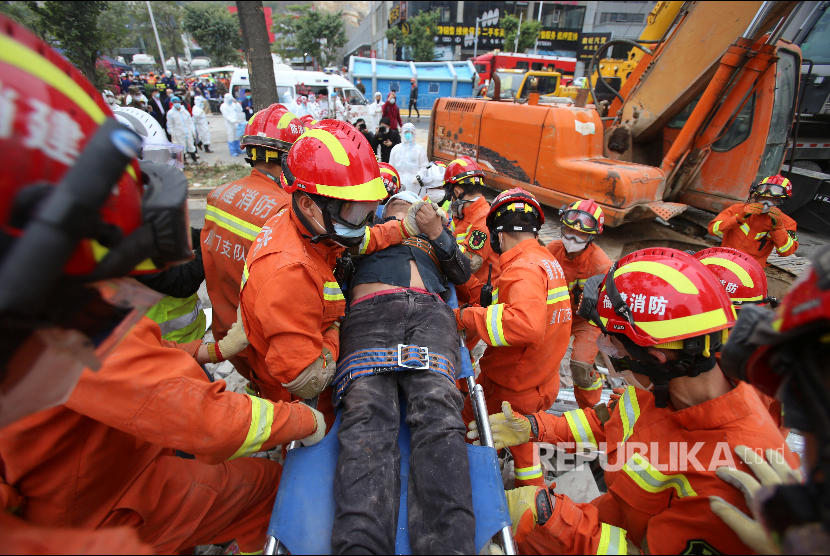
left=263, top=287, right=515, bottom=555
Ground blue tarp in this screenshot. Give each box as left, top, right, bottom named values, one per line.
left=349, top=56, right=478, bottom=110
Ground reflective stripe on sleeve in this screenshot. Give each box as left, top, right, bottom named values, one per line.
left=230, top=395, right=275, bottom=459
left=597, top=523, right=627, bottom=555
left=492, top=288, right=499, bottom=304
left=577, top=376, right=603, bottom=391
left=323, top=281, right=345, bottom=301
left=240, top=262, right=249, bottom=291
left=205, top=205, right=262, bottom=242
left=711, top=220, right=723, bottom=238
left=623, top=452, right=697, bottom=497
left=777, top=234, right=795, bottom=253
left=514, top=464, right=543, bottom=481
left=564, top=408, right=598, bottom=450
left=485, top=303, right=509, bottom=346
left=358, top=226, right=371, bottom=255
left=547, top=285, right=570, bottom=304
left=739, top=223, right=751, bottom=235
left=619, top=386, right=640, bottom=442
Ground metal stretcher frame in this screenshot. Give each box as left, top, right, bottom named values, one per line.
left=263, top=286, right=516, bottom=555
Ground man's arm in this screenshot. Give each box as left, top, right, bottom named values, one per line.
left=66, top=318, right=318, bottom=463
left=430, top=227, right=472, bottom=285
left=708, top=204, right=745, bottom=238
left=768, top=210, right=798, bottom=256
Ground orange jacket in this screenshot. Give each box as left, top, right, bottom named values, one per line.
left=239, top=208, right=410, bottom=402
left=0, top=317, right=315, bottom=529
left=547, top=239, right=611, bottom=315
left=708, top=203, right=798, bottom=267
left=201, top=168, right=289, bottom=343
left=454, top=196, right=500, bottom=287
left=457, top=238, right=572, bottom=394
left=520, top=381, right=799, bottom=554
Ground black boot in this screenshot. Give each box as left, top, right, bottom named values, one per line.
left=203, top=144, right=212, bottom=153
left=189, top=151, right=198, bottom=163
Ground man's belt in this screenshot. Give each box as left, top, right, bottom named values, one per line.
left=402, top=236, right=439, bottom=267
left=332, top=344, right=456, bottom=405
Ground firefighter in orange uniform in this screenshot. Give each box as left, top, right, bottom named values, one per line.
left=455, top=189, right=572, bottom=487
left=470, top=248, right=799, bottom=554
left=444, top=157, right=500, bottom=300
left=239, top=120, right=426, bottom=405
left=547, top=199, right=612, bottom=409
left=708, top=174, right=798, bottom=268
left=0, top=17, right=323, bottom=554
left=201, top=104, right=304, bottom=375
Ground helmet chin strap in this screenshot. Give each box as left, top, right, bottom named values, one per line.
left=292, top=194, right=362, bottom=248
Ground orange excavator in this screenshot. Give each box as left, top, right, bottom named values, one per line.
left=428, top=1, right=803, bottom=227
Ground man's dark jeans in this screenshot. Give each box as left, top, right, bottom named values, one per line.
left=332, top=290, right=475, bottom=555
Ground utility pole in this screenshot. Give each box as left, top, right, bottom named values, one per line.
left=146, top=1, right=166, bottom=73
left=533, top=1, right=544, bottom=54
left=514, top=12, right=523, bottom=53
left=236, top=1, right=278, bottom=111
left=473, top=16, right=481, bottom=59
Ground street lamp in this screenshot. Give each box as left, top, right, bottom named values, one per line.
left=303, top=52, right=308, bottom=71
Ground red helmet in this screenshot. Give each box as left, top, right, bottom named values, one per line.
left=560, top=199, right=605, bottom=235
left=300, top=114, right=317, bottom=127
left=443, top=156, right=485, bottom=187
left=378, top=162, right=401, bottom=196
left=282, top=119, right=386, bottom=202
left=0, top=16, right=189, bottom=426
left=487, top=188, right=545, bottom=231
left=241, top=104, right=305, bottom=159
left=694, top=247, right=769, bottom=305
left=591, top=248, right=736, bottom=348
left=749, top=174, right=792, bottom=199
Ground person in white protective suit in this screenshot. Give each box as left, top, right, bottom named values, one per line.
left=219, top=92, right=245, bottom=157
left=293, top=95, right=309, bottom=118
left=367, top=91, right=383, bottom=132
left=191, top=94, right=212, bottom=153
left=331, top=91, right=348, bottom=121
left=388, top=122, right=428, bottom=195
left=166, top=96, right=198, bottom=164
left=306, top=94, right=322, bottom=120
left=416, top=161, right=448, bottom=203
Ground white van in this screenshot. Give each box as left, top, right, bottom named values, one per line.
left=230, top=67, right=370, bottom=122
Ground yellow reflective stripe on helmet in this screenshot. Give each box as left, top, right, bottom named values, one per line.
left=277, top=111, right=296, bottom=129
left=623, top=452, right=697, bottom=497
left=615, top=261, right=699, bottom=295
left=564, top=408, right=597, bottom=450
left=711, top=220, right=723, bottom=238
left=380, top=167, right=397, bottom=178
left=514, top=464, right=543, bottom=481
left=296, top=128, right=350, bottom=166
left=547, top=286, right=570, bottom=304
left=777, top=235, right=795, bottom=253
left=454, top=158, right=469, bottom=167
left=485, top=303, right=509, bottom=346
left=739, top=223, right=751, bottom=235
left=632, top=307, right=729, bottom=340
left=90, top=240, right=156, bottom=271
left=313, top=176, right=387, bottom=202
left=597, top=523, right=627, bottom=555
left=618, top=386, right=640, bottom=442
left=593, top=206, right=603, bottom=220
left=0, top=34, right=105, bottom=124
left=699, top=257, right=754, bottom=288
left=205, top=205, right=262, bottom=242
left=323, top=281, right=345, bottom=301
left=578, top=376, right=603, bottom=391
left=230, top=395, right=275, bottom=459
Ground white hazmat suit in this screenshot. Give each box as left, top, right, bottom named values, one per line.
left=191, top=95, right=211, bottom=149
left=389, top=122, right=428, bottom=195
left=219, top=93, right=245, bottom=156
left=166, top=102, right=196, bottom=156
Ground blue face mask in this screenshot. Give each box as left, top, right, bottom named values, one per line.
left=332, top=222, right=366, bottom=239
left=404, top=132, right=414, bottom=142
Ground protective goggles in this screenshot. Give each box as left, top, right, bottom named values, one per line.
left=753, top=182, right=788, bottom=198
left=561, top=230, right=592, bottom=245
left=336, top=200, right=378, bottom=228
left=561, top=209, right=600, bottom=234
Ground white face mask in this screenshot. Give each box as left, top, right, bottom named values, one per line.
left=390, top=98, right=396, bottom=104
left=562, top=235, right=589, bottom=253
left=426, top=188, right=445, bottom=203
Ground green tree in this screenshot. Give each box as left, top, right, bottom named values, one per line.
left=502, top=14, right=542, bottom=53
left=183, top=3, right=242, bottom=66
left=271, top=5, right=346, bottom=68
left=24, top=1, right=110, bottom=86
left=386, top=9, right=439, bottom=62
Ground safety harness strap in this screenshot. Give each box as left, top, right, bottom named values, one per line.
left=332, top=344, right=456, bottom=404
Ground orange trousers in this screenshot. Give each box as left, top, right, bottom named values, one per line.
left=571, top=317, right=603, bottom=409
left=101, top=454, right=280, bottom=553
left=463, top=376, right=557, bottom=488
